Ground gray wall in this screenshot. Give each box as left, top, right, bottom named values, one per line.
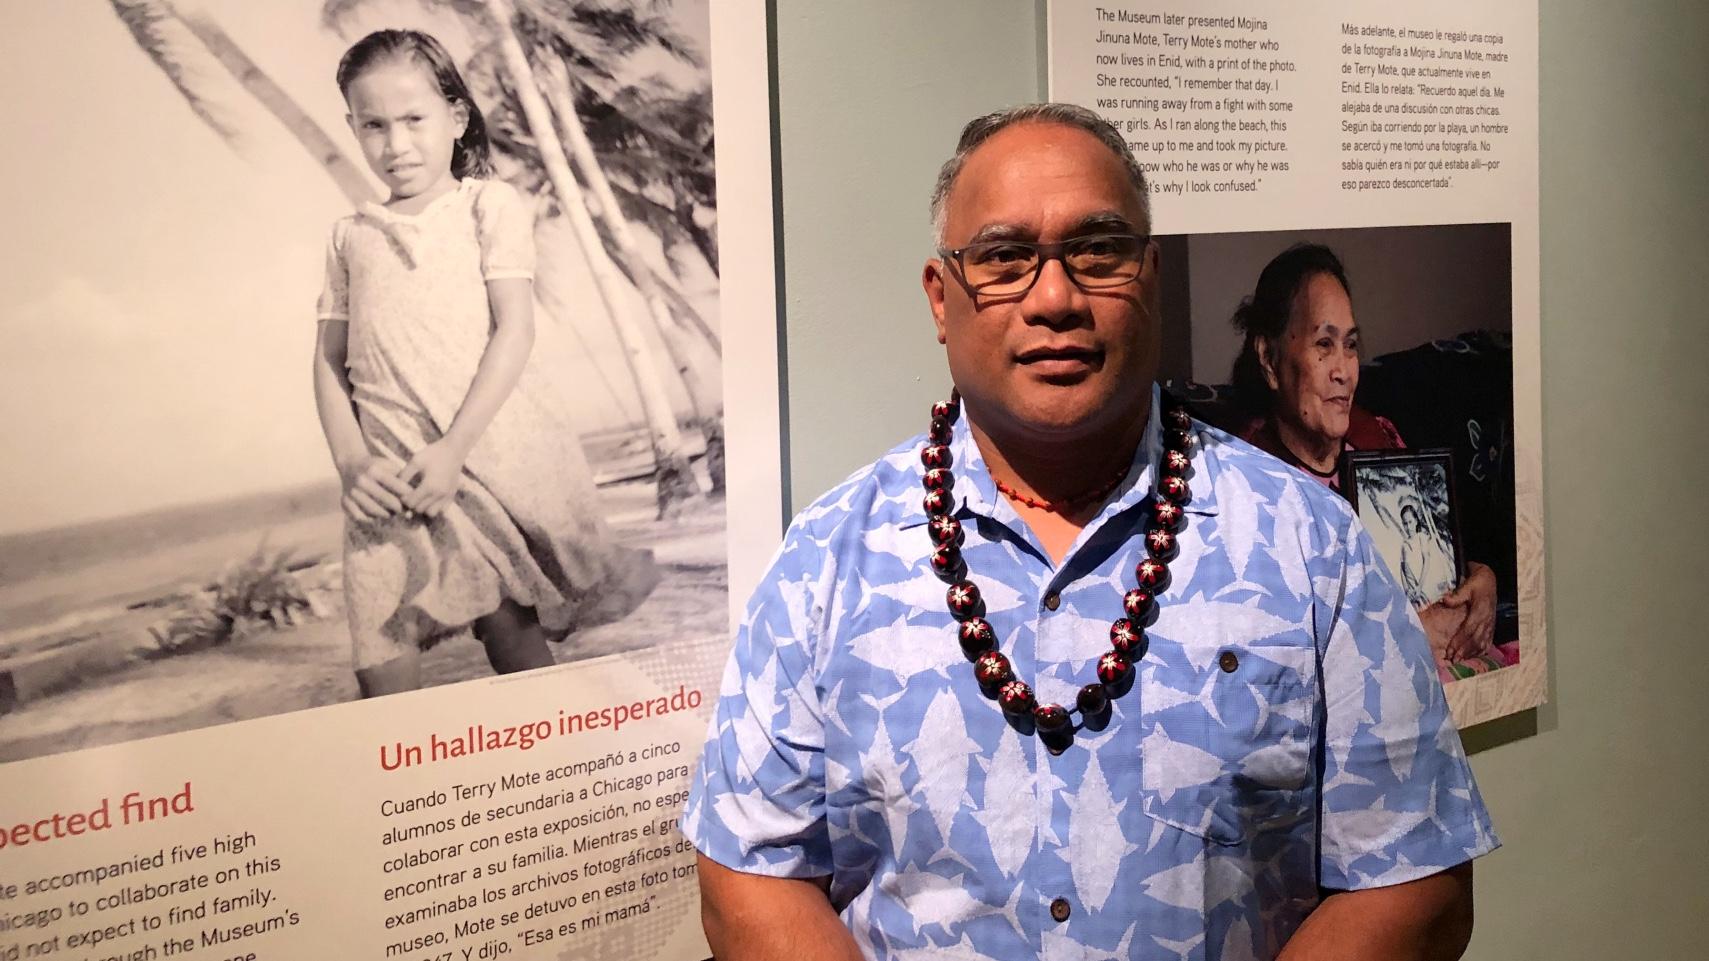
left=773, top=1, right=1708, bottom=958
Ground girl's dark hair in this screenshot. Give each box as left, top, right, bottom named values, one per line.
left=336, top=29, right=494, bottom=179
left=1228, top=243, right=1352, bottom=413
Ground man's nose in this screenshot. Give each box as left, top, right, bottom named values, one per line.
left=1022, top=256, right=1089, bottom=328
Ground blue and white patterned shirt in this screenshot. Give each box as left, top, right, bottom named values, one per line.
left=683, top=387, right=1497, bottom=960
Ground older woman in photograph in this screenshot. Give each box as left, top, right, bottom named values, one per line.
left=1228, top=243, right=1499, bottom=665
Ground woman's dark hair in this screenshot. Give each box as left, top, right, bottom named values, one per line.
left=1228, top=243, right=1352, bottom=414
left=336, top=29, right=494, bottom=179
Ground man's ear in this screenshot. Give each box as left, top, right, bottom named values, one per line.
left=922, top=258, right=949, bottom=345
left=1256, top=336, right=1281, bottom=391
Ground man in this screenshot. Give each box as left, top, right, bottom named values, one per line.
left=682, top=103, right=1497, bottom=961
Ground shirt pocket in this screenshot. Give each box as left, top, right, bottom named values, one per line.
left=1136, top=642, right=1318, bottom=846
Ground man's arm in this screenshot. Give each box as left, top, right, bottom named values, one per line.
left=698, top=856, right=864, bottom=961
left=1305, top=505, right=1496, bottom=961
left=1279, top=863, right=1474, bottom=961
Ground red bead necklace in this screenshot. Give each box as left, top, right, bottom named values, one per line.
left=921, top=392, right=1196, bottom=748
left=992, top=469, right=1130, bottom=514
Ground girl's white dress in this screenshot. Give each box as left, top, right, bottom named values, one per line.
left=317, top=177, right=653, bottom=669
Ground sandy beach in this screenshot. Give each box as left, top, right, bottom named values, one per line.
left=0, top=463, right=729, bottom=765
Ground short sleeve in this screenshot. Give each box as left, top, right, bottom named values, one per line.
left=680, top=525, right=833, bottom=879
left=1317, top=514, right=1499, bottom=889
left=315, top=219, right=350, bottom=321
left=472, top=179, right=535, bottom=281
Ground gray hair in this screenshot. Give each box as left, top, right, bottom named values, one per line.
left=929, top=102, right=1151, bottom=247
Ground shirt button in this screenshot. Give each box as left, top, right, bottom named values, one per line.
left=1043, top=591, right=1060, bottom=611
left=1049, top=897, right=1071, bottom=922
left=1219, top=651, right=1239, bottom=673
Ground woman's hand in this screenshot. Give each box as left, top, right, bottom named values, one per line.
left=1435, top=561, right=1498, bottom=661
left=400, top=440, right=469, bottom=516
left=339, top=456, right=413, bottom=523
left=1417, top=602, right=1466, bottom=663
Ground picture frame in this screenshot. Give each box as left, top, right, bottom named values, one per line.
left=1341, top=449, right=1465, bottom=609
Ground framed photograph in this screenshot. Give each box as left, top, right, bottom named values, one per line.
left=1342, top=449, right=1465, bottom=609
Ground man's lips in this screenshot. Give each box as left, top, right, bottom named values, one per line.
left=1016, top=345, right=1103, bottom=364
left=1015, top=346, right=1104, bottom=378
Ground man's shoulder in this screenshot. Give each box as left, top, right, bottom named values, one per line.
left=1193, top=418, right=1358, bottom=531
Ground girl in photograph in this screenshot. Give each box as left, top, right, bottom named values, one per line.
left=313, top=29, right=657, bottom=698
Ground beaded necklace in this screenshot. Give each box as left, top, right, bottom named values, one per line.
left=920, top=391, right=1194, bottom=749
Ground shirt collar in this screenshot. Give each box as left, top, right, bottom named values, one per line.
left=899, top=384, right=1222, bottom=531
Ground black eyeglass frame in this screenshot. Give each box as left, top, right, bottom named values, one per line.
left=936, top=232, right=1152, bottom=298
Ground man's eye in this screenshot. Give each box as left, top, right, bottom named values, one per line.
left=972, top=245, right=1033, bottom=265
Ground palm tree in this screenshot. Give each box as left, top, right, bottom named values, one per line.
left=111, top=0, right=378, bottom=205
left=456, top=1, right=726, bottom=492
left=480, top=0, right=704, bottom=512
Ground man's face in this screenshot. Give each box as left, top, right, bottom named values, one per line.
left=923, top=122, right=1159, bottom=445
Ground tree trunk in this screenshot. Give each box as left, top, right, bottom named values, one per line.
left=536, top=56, right=722, bottom=376
left=536, top=52, right=725, bottom=494
left=483, top=0, right=701, bottom=515
left=169, top=1, right=377, bottom=205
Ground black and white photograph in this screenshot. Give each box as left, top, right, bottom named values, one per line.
left=0, top=0, right=753, bottom=763
left=1157, top=222, right=1520, bottom=683
left=1343, top=450, right=1465, bottom=611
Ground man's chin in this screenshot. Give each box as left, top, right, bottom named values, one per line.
left=991, top=386, right=1136, bottom=440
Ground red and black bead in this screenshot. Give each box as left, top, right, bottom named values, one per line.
left=1033, top=702, right=1070, bottom=732
left=1162, top=449, right=1192, bottom=477
left=1150, top=499, right=1184, bottom=532
left=947, top=580, right=982, bottom=618
left=1159, top=474, right=1190, bottom=505
left=1110, top=618, right=1143, bottom=655
left=1076, top=682, right=1109, bottom=716
left=1145, top=528, right=1178, bottom=561
left=1136, top=558, right=1169, bottom=591
left=928, top=515, right=964, bottom=548
left=930, top=544, right=963, bottom=579
left=924, top=488, right=954, bottom=516
left=1124, top=588, right=1156, bottom=620
left=957, top=617, right=996, bottom=655
left=974, top=650, right=1012, bottom=687
left=1097, top=651, right=1131, bottom=685
left=917, top=393, right=1187, bottom=747
left=998, top=680, right=1036, bottom=716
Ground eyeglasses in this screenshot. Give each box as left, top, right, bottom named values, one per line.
left=938, top=232, right=1150, bottom=297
